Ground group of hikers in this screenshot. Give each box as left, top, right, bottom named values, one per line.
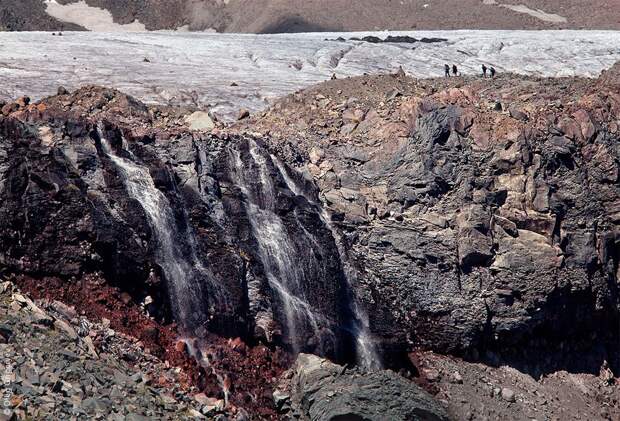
left=444, top=64, right=496, bottom=78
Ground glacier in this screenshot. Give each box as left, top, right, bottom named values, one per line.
left=0, top=30, right=619, bottom=119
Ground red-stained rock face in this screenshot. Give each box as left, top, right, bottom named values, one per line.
left=12, top=274, right=290, bottom=419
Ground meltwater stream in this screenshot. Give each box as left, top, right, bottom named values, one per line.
left=272, top=157, right=382, bottom=370
left=98, top=129, right=216, bottom=333
left=228, top=137, right=380, bottom=369
left=228, top=140, right=330, bottom=354
left=97, top=128, right=380, bottom=368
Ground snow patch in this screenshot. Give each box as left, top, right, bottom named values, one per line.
left=481, top=1, right=568, bottom=23
left=500, top=4, right=568, bottom=24
left=44, top=0, right=147, bottom=32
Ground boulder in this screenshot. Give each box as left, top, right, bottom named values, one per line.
left=237, top=108, right=250, bottom=120
left=278, top=354, right=450, bottom=421
left=185, top=111, right=215, bottom=131
left=456, top=204, right=493, bottom=269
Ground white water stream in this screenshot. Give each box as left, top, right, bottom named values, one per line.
left=272, top=157, right=382, bottom=370
left=228, top=141, right=328, bottom=353
left=98, top=130, right=216, bottom=332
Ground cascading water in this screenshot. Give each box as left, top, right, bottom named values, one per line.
left=98, top=127, right=379, bottom=368
left=97, top=128, right=217, bottom=334
left=182, top=338, right=230, bottom=408
left=228, top=139, right=335, bottom=354
left=272, top=156, right=382, bottom=370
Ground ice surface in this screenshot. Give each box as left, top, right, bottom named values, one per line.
left=0, top=30, right=618, bottom=119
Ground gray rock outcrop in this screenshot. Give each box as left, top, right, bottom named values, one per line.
left=251, top=68, right=620, bottom=376
left=276, top=353, right=451, bottom=421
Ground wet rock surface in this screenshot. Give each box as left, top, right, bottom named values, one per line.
left=0, top=87, right=302, bottom=418
left=275, top=353, right=450, bottom=421
left=241, top=66, right=620, bottom=376
left=0, top=86, right=353, bottom=358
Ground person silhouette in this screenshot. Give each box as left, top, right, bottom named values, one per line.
left=452, top=64, right=458, bottom=76
left=482, top=64, right=487, bottom=78
left=490, top=67, right=496, bottom=78
left=444, top=64, right=450, bottom=78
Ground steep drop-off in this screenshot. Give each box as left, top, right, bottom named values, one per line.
left=0, top=64, right=619, bottom=418
left=0, top=88, right=377, bottom=369
left=242, top=65, right=620, bottom=377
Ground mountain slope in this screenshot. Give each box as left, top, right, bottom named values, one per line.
left=1, top=0, right=619, bottom=32
left=0, top=0, right=84, bottom=31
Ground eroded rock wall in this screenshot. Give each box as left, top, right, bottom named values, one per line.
left=1, top=67, right=619, bottom=381
left=247, top=68, right=620, bottom=375
left=0, top=92, right=360, bottom=364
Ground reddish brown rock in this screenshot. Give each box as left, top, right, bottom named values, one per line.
left=1, top=102, right=19, bottom=116
left=572, top=109, right=597, bottom=142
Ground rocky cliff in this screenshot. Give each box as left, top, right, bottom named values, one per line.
left=243, top=66, right=620, bottom=378
left=0, top=63, right=619, bottom=419
left=0, top=86, right=372, bottom=366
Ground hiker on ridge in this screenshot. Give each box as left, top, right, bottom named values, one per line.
left=490, top=66, right=496, bottom=78
left=452, top=64, right=458, bottom=76
left=444, top=64, right=450, bottom=77
left=482, top=64, right=487, bottom=78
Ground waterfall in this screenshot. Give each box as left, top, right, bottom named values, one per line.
left=97, top=127, right=379, bottom=368
left=228, top=139, right=333, bottom=354
left=181, top=338, right=230, bottom=408
left=272, top=156, right=383, bottom=370
left=98, top=129, right=217, bottom=334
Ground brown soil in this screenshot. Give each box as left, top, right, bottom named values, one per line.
left=413, top=350, right=620, bottom=421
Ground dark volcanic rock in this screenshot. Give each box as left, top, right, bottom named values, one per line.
left=245, top=68, right=620, bottom=377
left=0, top=0, right=85, bottom=31
left=277, top=353, right=450, bottom=421
left=337, top=35, right=447, bottom=44
left=55, top=0, right=185, bottom=30
left=0, top=90, right=363, bottom=366
left=360, top=102, right=619, bottom=373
